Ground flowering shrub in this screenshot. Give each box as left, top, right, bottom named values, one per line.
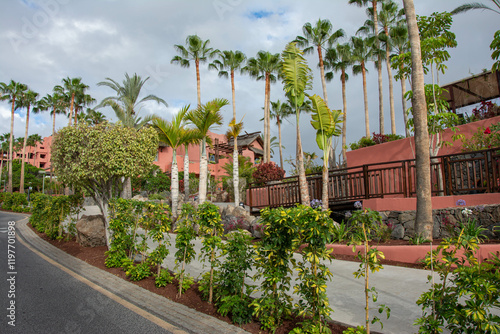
left=470, top=101, right=500, bottom=121
left=252, top=162, right=285, bottom=186
left=349, top=133, right=405, bottom=150
left=310, top=199, right=322, bottom=209
left=457, top=122, right=500, bottom=152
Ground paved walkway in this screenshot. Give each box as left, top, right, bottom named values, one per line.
left=28, top=206, right=434, bottom=333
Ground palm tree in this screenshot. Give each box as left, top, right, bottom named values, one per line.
left=325, top=43, right=354, bottom=163
left=27, top=134, right=43, bottom=168
left=58, top=77, right=88, bottom=126
left=295, top=19, right=345, bottom=108
left=73, top=93, right=96, bottom=125
left=226, top=118, right=244, bottom=205
left=350, top=0, right=384, bottom=134
left=17, top=90, right=40, bottom=193
left=281, top=42, right=313, bottom=206
left=210, top=50, right=246, bottom=120
left=186, top=98, right=229, bottom=204
left=269, top=100, right=292, bottom=169
left=98, top=73, right=168, bottom=198
left=171, top=35, right=218, bottom=107
left=377, top=0, right=404, bottom=135
left=451, top=1, right=500, bottom=14
left=153, top=106, right=197, bottom=217
left=243, top=51, right=281, bottom=163
left=402, top=0, right=433, bottom=242
left=83, top=109, right=107, bottom=125
left=0, top=80, right=28, bottom=193
left=390, top=22, right=411, bottom=137
left=351, top=36, right=373, bottom=138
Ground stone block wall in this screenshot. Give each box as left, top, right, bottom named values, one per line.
left=378, top=204, right=500, bottom=240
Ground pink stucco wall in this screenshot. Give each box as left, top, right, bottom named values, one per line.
left=346, top=116, right=500, bottom=167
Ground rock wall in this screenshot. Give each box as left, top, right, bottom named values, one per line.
left=378, top=204, right=500, bottom=240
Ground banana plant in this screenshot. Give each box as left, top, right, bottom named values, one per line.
left=309, top=94, right=342, bottom=211
left=281, top=42, right=313, bottom=206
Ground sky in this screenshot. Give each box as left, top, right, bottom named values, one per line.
left=0, top=0, right=498, bottom=174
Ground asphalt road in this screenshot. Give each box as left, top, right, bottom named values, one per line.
left=0, top=212, right=171, bottom=334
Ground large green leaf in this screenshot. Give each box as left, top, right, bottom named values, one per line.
left=309, top=94, right=342, bottom=150
left=281, top=42, right=312, bottom=109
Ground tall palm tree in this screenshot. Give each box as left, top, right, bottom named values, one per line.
left=226, top=117, right=244, bottom=205
left=82, top=109, right=107, bottom=125
left=325, top=43, right=354, bottom=163
left=186, top=98, right=229, bottom=204
left=40, top=91, right=67, bottom=183
left=0, top=80, right=28, bottom=193
left=377, top=0, right=401, bottom=135
left=153, top=106, right=197, bottom=217
left=350, top=0, right=384, bottom=134
left=351, top=36, right=373, bottom=138
left=243, top=51, right=281, bottom=163
left=402, top=0, right=433, bottom=242
left=58, top=77, right=88, bottom=126
left=27, top=134, right=43, bottom=168
left=182, top=128, right=202, bottom=201
left=269, top=100, right=292, bottom=169
left=295, top=19, right=345, bottom=108
left=73, top=93, right=96, bottom=125
left=281, top=42, right=313, bottom=206
left=451, top=1, right=500, bottom=14
left=171, top=35, right=218, bottom=107
left=390, top=22, right=411, bottom=137
left=210, top=50, right=246, bottom=120
left=17, top=89, right=39, bottom=193
left=98, top=73, right=168, bottom=198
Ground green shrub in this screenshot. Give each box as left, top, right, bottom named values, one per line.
left=2, top=193, right=28, bottom=210
left=155, top=268, right=174, bottom=288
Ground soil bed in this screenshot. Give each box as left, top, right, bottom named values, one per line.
left=27, top=223, right=349, bottom=334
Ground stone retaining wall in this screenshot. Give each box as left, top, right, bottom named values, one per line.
left=379, top=204, right=500, bottom=240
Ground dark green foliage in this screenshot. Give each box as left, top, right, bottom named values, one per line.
left=155, top=268, right=174, bottom=288
left=125, top=262, right=152, bottom=281
left=349, top=133, right=405, bottom=150
left=1, top=160, right=43, bottom=192
left=174, top=203, right=198, bottom=296
left=2, top=192, right=28, bottom=211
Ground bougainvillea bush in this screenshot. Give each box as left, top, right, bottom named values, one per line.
left=252, top=162, right=285, bottom=186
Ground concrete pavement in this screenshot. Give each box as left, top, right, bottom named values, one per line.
left=34, top=205, right=433, bottom=333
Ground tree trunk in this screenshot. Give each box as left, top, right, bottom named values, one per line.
left=318, top=45, right=329, bottom=107
left=8, top=98, right=15, bottom=193
left=199, top=139, right=208, bottom=204
left=296, top=113, right=310, bottom=205
left=20, top=104, right=30, bottom=193
left=171, top=150, right=179, bottom=218
left=68, top=92, right=75, bottom=126
left=184, top=144, right=190, bottom=200
left=362, top=63, right=370, bottom=138
left=277, top=117, right=284, bottom=169
left=373, top=0, right=384, bottom=135
left=321, top=156, right=329, bottom=211
left=401, top=68, right=410, bottom=137
left=233, top=140, right=239, bottom=205
left=341, top=70, right=347, bottom=163
left=386, top=42, right=396, bottom=135
left=231, top=69, right=236, bottom=120
left=120, top=177, right=132, bottom=199
left=50, top=109, right=56, bottom=184
left=403, top=0, right=433, bottom=241
left=196, top=59, right=201, bottom=107
left=263, top=75, right=270, bottom=163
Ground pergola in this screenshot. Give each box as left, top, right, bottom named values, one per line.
left=441, top=70, right=500, bottom=113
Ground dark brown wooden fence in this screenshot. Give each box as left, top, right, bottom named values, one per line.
left=247, top=148, right=500, bottom=211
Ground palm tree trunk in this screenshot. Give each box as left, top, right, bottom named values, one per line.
left=318, top=46, right=329, bottom=107
left=20, top=105, right=30, bottom=193
left=400, top=67, right=410, bottom=137
left=296, top=113, right=310, bottom=205
left=199, top=139, right=208, bottom=204
left=321, top=157, right=329, bottom=211
left=362, top=63, right=370, bottom=138
left=403, top=0, right=433, bottom=241
left=263, top=75, right=270, bottom=163
left=68, top=93, right=75, bottom=126
left=8, top=99, right=15, bottom=193
left=172, top=150, right=179, bottom=218
left=50, top=109, right=56, bottom=184
left=184, top=144, right=190, bottom=200
left=196, top=59, right=201, bottom=107
left=277, top=118, right=284, bottom=169
left=233, top=141, right=239, bottom=205
left=341, top=71, right=347, bottom=163
left=231, top=70, right=236, bottom=120
left=386, top=43, right=396, bottom=135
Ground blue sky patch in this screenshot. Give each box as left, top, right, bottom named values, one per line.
left=248, top=10, right=273, bottom=20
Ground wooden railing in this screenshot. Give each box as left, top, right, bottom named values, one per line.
left=247, top=148, right=500, bottom=211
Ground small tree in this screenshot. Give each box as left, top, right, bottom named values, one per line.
left=51, top=123, right=158, bottom=245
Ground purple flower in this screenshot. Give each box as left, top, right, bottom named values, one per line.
left=354, top=201, right=362, bottom=209
left=456, top=199, right=466, bottom=206
left=310, top=199, right=322, bottom=209
left=475, top=205, right=485, bottom=212
left=345, top=211, right=352, bottom=218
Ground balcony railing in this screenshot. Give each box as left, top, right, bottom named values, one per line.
left=247, top=148, right=500, bottom=211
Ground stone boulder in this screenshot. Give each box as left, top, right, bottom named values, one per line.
left=76, top=215, right=107, bottom=247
